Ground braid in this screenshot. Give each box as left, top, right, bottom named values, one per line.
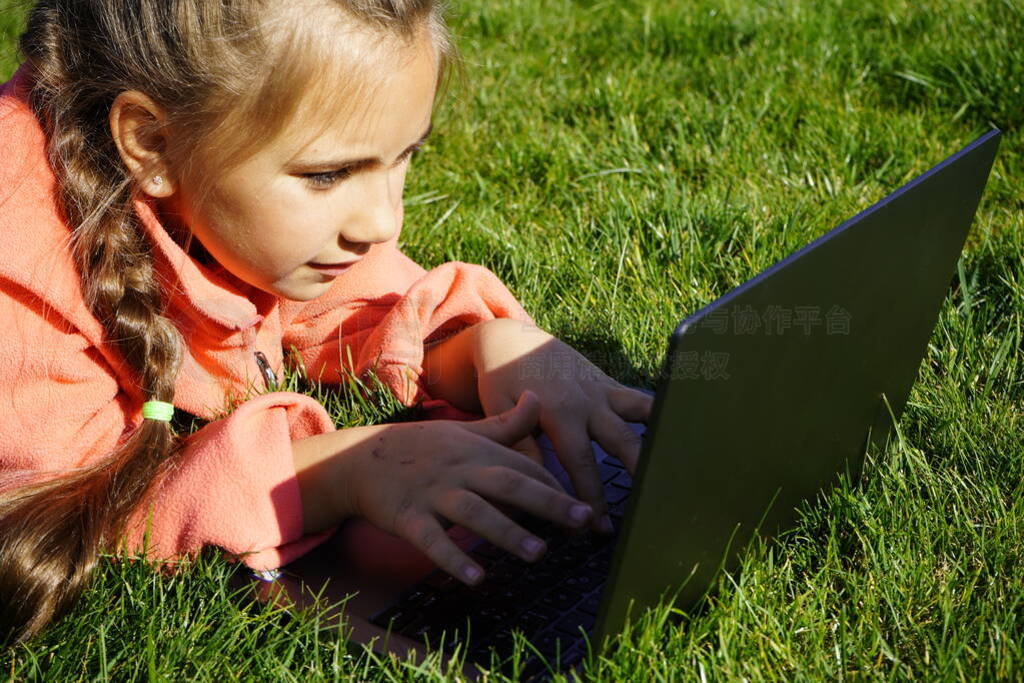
left=0, top=2, right=186, bottom=643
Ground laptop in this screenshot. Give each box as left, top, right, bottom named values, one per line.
left=232, top=128, right=1002, bottom=677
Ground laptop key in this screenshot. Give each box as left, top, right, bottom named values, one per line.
left=401, top=618, right=432, bottom=641
left=508, top=602, right=559, bottom=633
left=423, top=571, right=459, bottom=592
left=472, top=541, right=503, bottom=560
left=602, top=456, right=625, bottom=470
left=466, top=553, right=497, bottom=571
left=370, top=605, right=419, bottom=632
left=519, top=564, right=561, bottom=586
left=560, top=541, right=591, bottom=562
left=487, top=631, right=519, bottom=660
left=553, top=609, right=596, bottom=636
left=468, top=616, right=503, bottom=643
left=468, top=645, right=494, bottom=666
left=425, top=595, right=471, bottom=623
left=493, top=585, right=531, bottom=608
left=487, top=561, right=525, bottom=585
left=563, top=573, right=602, bottom=595
left=563, top=533, right=592, bottom=552
left=532, top=628, right=574, bottom=660
left=598, top=460, right=622, bottom=483
left=579, top=592, right=602, bottom=616
left=402, top=587, right=429, bottom=606
left=521, top=516, right=557, bottom=536
left=540, top=587, right=584, bottom=611
left=521, top=655, right=551, bottom=680
left=441, top=627, right=469, bottom=654
left=560, top=644, right=586, bottom=671
left=603, top=484, right=630, bottom=505
left=429, top=616, right=471, bottom=646
left=546, top=548, right=584, bottom=571
left=588, top=529, right=617, bottom=548
left=607, top=470, right=632, bottom=488
left=415, top=591, right=447, bottom=613
left=455, top=582, right=498, bottom=603
left=510, top=609, right=554, bottom=639
left=583, top=552, right=611, bottom=573
left=426, top=619, right=461, bottom=645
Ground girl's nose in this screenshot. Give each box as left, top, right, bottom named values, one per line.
left=340, top=170, right=399, bottom=247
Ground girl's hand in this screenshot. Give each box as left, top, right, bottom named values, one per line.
left=332, top=391, right=594, bottom=585
left=472, top=319, right=654, bottom=532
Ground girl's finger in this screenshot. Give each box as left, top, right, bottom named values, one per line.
left=459, top=390, right=541, bottom=446
left=588, top=408, right=646, bottom=475
left=512, top=434, right=545, bottom=466
left=606, top=385, right=655, bottom=424
left=480, top=387, right=548, bottom=466
left=467, top=465, right=593, bottom=531
left=437, top=489, right=548, bottom=563
left=394, top=509, right=483, bottom=586
left=488, top=441, right=567, bottom=495
left=539, top=415, right=608, bottom=531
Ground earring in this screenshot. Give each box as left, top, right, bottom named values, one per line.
left=152, top=175, right=165, bottom=187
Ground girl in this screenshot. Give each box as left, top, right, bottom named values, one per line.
left=0, top=0, right=653, bottom=643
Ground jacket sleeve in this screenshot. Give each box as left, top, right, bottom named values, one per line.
left=280, top=237, right=536, bottom=409
left=126, top=392, right=337, bottom=571
left=0, top=288, right=337, bottom=572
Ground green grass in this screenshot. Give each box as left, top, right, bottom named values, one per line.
left=2, top=0, right=1023, bottom=679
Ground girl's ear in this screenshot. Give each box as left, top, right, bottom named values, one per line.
left=108, top=90, right=176, bottom=198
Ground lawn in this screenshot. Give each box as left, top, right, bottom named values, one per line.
left=1, top=0, right=1022, bottom=679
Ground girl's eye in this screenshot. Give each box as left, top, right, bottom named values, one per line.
left=395, top=142, right=424, bottom=165
left=300, top=143, right=423, bottom=190
left=303, top=168, right=352, bottom=190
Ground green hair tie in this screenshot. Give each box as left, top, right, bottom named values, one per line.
left=142, top=401, right=175, bottom=423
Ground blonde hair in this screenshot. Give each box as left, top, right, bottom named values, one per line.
left=0, top=0, right=454, bottom=643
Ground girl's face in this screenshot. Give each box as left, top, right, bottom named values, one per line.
left=161, top=30, right=439, bottom=302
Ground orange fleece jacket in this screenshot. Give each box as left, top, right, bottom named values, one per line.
left=0, top=64, right=535, bottom=571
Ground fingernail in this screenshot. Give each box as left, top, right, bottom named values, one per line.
left=521, top=536, right=544, bottom=557
left=569, top=504, right=592, bottom=524
left=462, top=564, right=482, bottom=584
left=599, top=515, right=614, bottom=534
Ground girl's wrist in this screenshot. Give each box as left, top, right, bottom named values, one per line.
left=291, top=425, right=379, bottom=534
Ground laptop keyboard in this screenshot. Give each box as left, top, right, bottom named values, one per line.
left=369, top=456, right=633, bottom=677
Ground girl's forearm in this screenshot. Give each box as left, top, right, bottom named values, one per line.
left=291, top=424, right=382, bottom=534
left=420, top=321, right=487, bottom=413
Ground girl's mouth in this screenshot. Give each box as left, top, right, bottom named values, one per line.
left=307, top=261, right=357, bottom=277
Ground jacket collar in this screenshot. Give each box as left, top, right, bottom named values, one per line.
left=135, top=197, right=275, bottom=333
